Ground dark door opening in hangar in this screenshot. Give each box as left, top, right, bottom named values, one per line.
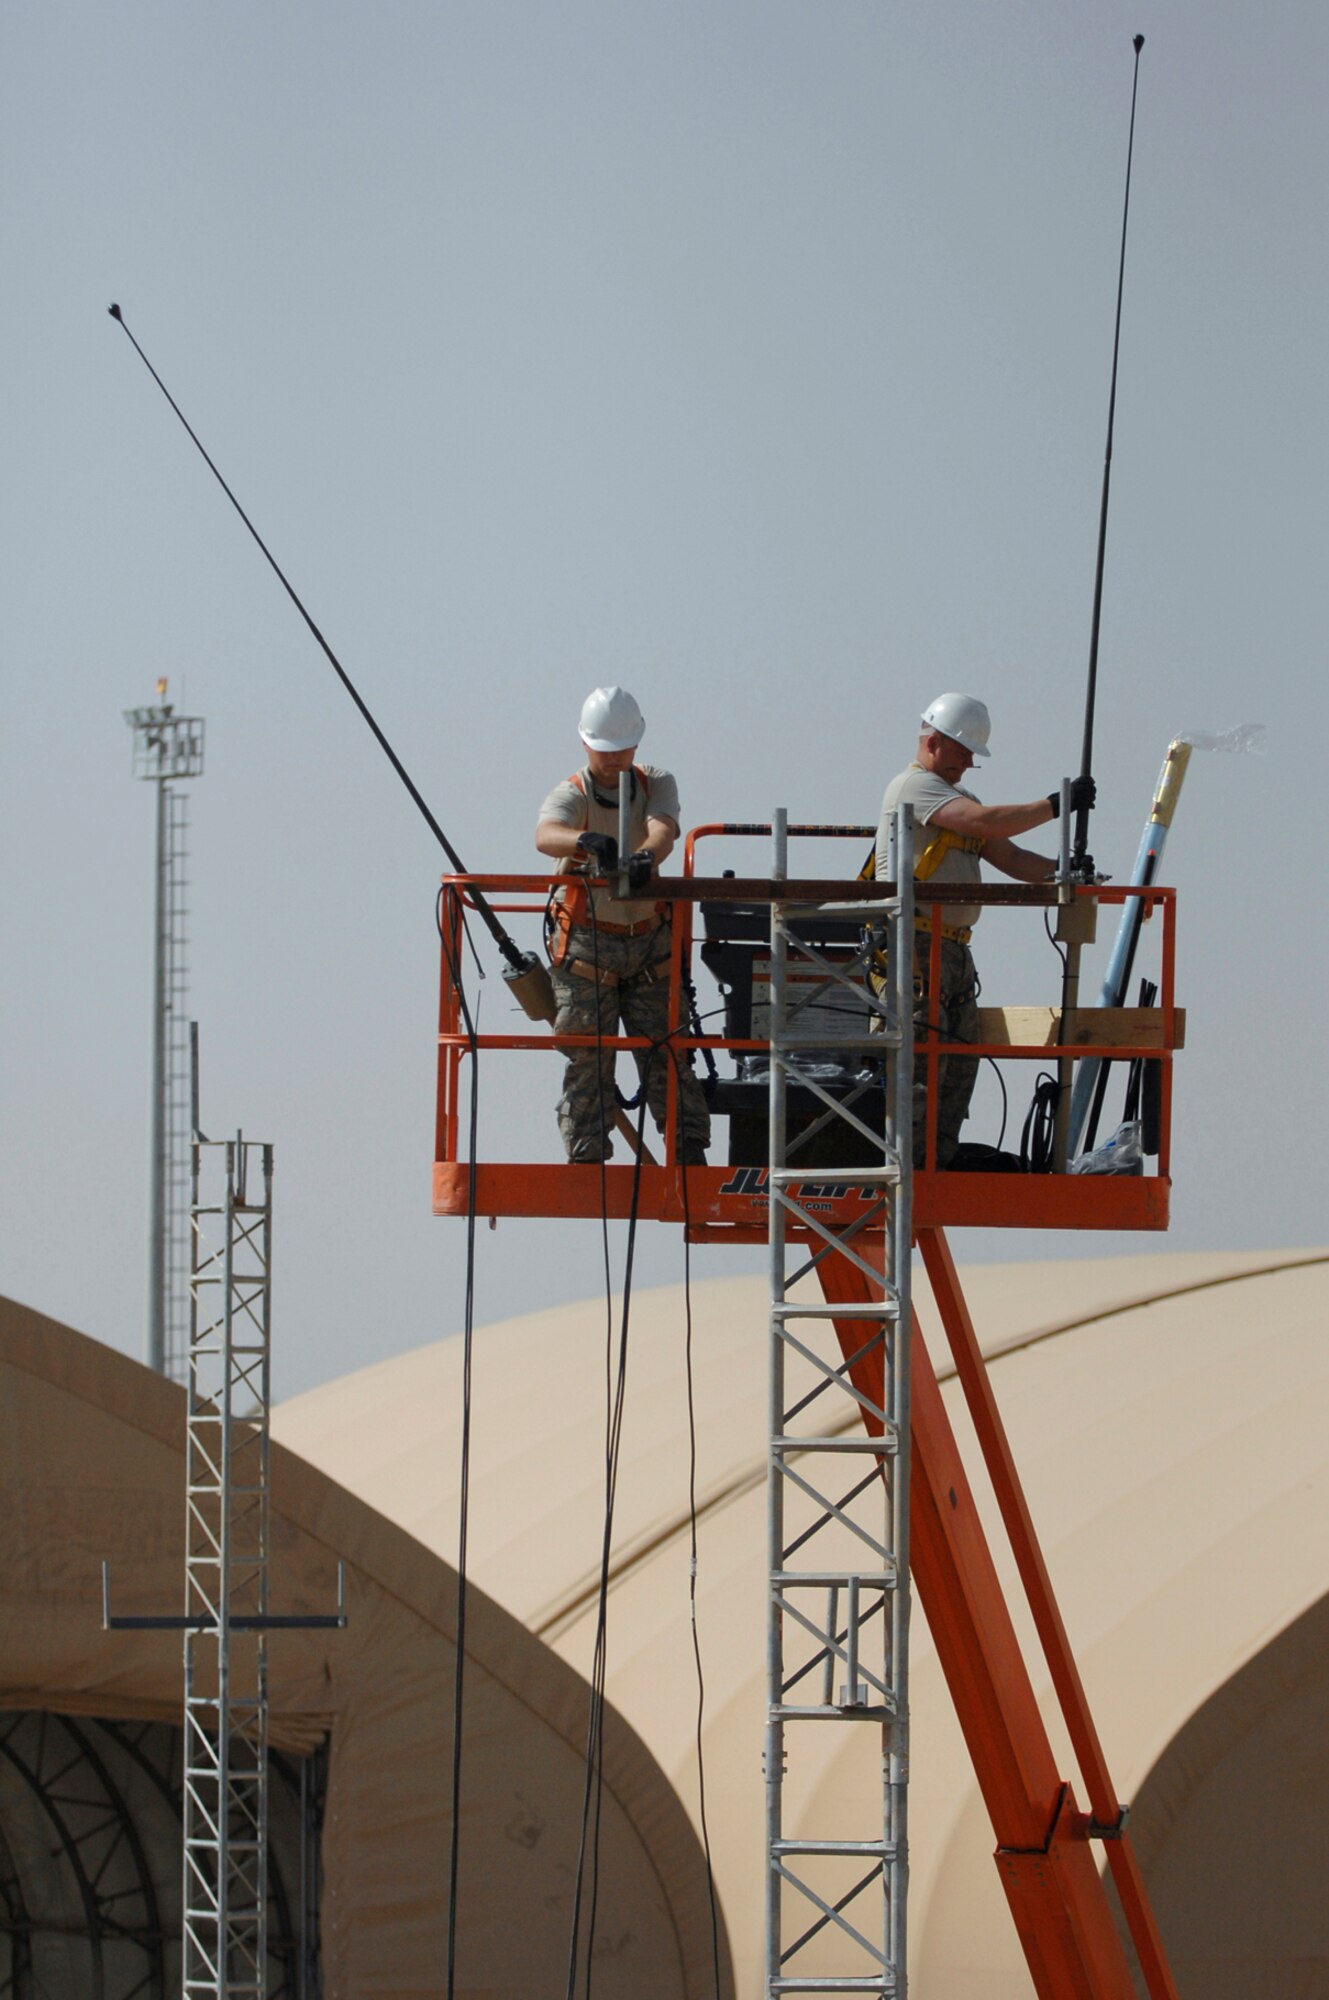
left=0, top=1712, right=324, bottom=1999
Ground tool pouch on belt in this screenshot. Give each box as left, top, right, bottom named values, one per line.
left=547, top=887, right=585, bottom=967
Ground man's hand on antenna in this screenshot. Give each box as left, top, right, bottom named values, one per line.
left=578, top=831, right=619, bottom=873
left=625, top=849, right=654, bottom=892
left=1047, top=775, right=1097, bottom=818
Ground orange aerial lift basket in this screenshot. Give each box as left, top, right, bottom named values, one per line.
left=435, top=823, right=1179, bottom=1233
left=434, top=822, right=1183, bottom=2000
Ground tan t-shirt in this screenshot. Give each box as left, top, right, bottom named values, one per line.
left=539, top=764, right=681, bottom=927
left=877, top=762, right=984, bottom=931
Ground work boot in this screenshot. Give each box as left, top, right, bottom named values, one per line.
left=680, top=1142, right=708, bottom=1166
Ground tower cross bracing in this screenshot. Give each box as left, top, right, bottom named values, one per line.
left=764, top=804, right=915, bottom=1996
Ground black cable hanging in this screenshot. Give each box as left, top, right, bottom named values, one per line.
left=678, top=1152, right=726, bottom=1993
left=435, top=890, right=482, bottom=2000
left=1022, top=912, right=1069, bottom=1171
left=563, top=885, right=630, bottom=1998
left=564, top=1053, right=655, bottom=1999
left=563, top=988, right=724, bottom=1994
left=587, top=1083, right=653, bottom=1984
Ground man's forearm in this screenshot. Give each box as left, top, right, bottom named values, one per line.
left=536, top=816, right=678, bottom=866
left=947, top=797, right=1058, bottom=839
left=638, top=818, right=678, bottom=865
left=535, top=819, right=588, bottom=860
left=986, top=838, right=1057, bottom=883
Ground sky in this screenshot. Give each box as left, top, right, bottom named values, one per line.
left=3, top=1, right=1325, bottom=1401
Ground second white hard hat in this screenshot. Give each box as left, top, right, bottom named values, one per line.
left=579, top=686, right=645, bottom=752
left=921, top=692, right=991, bottom=758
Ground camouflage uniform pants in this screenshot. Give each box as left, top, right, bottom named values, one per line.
left=551, top=924, right=712, bottom=1162
left=913, top=935, right=979, bottom=1168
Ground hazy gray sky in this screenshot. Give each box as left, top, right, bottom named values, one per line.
left=4, top=1, right=1324, bottom=1398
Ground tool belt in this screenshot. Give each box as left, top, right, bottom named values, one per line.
left=915, top=914, right=973, bottom=947
left=565, top=955, right=667, bottom=988
left=547, top=893, right=667, bottom=966
left=583, top=913, right=661, bottom=937
left=865, top=917, right=973, bottom=1004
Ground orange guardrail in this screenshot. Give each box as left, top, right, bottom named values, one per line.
left=434, top=824, right=1178, bottom=1238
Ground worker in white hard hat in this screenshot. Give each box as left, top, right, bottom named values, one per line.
left=535, top=687, right=711, bottom=1165
left=876, top=694, right=1095, bottom=1167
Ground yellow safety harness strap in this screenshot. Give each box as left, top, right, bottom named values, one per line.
left=858, top=823, right=984, bottom=885
left=915, top=824, right=985, bottom=880
left=861, top=823, right=979, bottom=972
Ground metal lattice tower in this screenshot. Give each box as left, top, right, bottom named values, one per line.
left=184, top=1125, right=274, bottom=1998
left=102, top=1047, right=344, bottom=1994
left=764, top=804, right=915, bottom=1997
left=125, top=682, right=205, bottom=1381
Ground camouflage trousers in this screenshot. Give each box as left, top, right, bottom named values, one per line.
left=551, top=924, right=712, bottom=1163
left=912, top=935, right=979, bottom=1169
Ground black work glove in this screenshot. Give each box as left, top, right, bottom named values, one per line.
left=1046, top=775, right=1097, bottom=819
left=626, top=848, right=654, bottom=892
left=578, top=831, right=618, bottom=872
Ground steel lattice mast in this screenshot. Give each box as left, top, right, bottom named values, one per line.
left=102, top=1039, right=346, bottom=1996
left=182, top=1123, right=274, bottom=1996
left=763, top=804, right=915, bottom=1995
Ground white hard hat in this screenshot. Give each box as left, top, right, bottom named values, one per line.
left=579, top=686, right=645, bottom=752
left=921, top=692, right=991, bottom=759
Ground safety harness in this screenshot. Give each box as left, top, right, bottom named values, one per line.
left=541, top=767, right=716, bottom=1112
left=859, top=822, right=984, bottom=962
left=544, top=766, right=672, bottom=969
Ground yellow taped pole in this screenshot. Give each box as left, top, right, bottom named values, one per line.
left=1151, top=739, right=1193, bottom=828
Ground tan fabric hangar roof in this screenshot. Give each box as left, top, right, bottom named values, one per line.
left=0, top=1295, right=732, bottom=2000
left=275, top=1246, right=1329, bottom=1998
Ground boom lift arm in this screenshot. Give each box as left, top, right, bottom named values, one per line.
left=817, top=1231, right=1177, bottom=2000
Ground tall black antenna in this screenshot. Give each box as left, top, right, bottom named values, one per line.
left=1075, top=33, right=1146, bottom=878
left=108, top=303, right=528, bottom=974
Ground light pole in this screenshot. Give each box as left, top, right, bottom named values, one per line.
left=125, top=680, right=205, bottom=1376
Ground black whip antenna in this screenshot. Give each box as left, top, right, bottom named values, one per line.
left=1075, top=32, right=1146, bottom=878
left=107, top=302, right=528, bottom=975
